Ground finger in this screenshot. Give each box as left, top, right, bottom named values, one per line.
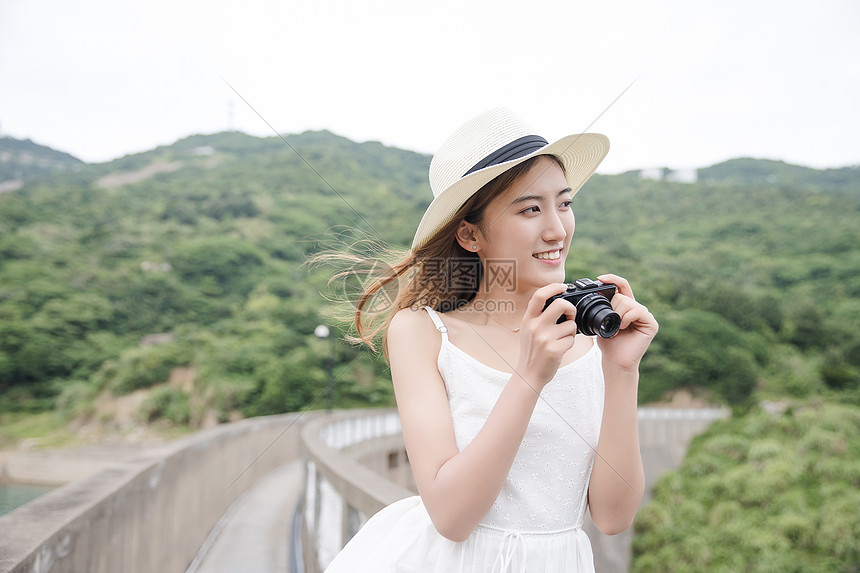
left=550, top=330, right=578, bottom=353
left=607, top=294, right=637, bottom=329
left=625, top=304, right=658, bottom=336
left=598, top=274, right=635, bottom=301
left=525, top=283, right=569, bottom=320
left=609, top=292, right=634, bottom=312
left=541, top=297, right=577, bottom=327
left=614, top=298, right=655, bottom=333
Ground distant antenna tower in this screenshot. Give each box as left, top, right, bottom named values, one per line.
left=228, top=100, right=235, bottom=132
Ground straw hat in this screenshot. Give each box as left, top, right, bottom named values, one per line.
left=412, top=108, right=609, bottom=249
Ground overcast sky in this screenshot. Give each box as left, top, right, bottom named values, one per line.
left=2, top=0, right=859, bottom=173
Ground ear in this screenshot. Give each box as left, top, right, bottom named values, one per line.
left=455, top=220, right=480, bottom=252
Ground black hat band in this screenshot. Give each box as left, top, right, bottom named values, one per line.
left=463, top=135, right=549, bottom=177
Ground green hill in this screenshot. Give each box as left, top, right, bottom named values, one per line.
left=0, top=130, right=430, bottom=426
left=698, top=157, right=859, bottom=193
left=0, top=136, right=84, bottom=184
left=576, top=164, right=860, bottom=405
left=0, top=131, right=858, bottom=426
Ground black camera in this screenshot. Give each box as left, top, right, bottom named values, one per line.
left=542, top=278, right=621, bottom=338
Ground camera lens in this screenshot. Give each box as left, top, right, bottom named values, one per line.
left=595, top=308, right=621, bottom=338
left=575, top=293, right=621, bottom=338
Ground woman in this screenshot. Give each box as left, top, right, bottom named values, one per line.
left=325, top=107, right=658, bottom=572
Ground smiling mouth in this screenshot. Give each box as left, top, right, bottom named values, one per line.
left=533, top=250, right=561, bottom=261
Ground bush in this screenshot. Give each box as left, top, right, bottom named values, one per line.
left=54, top=380, right=98, bottom=420
left=632, top=400, right=860, bottom=572
left=201, top=377, right=257, bottom=423
left=95, top=341, right=193, bottom=395
left=138, top=386, right=190, bottom=424
left=639, top=310, right=758, bottom=405
left=170, top=237, right=266, bottom=297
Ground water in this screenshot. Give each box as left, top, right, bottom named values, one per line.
left=0, top=483, right=56, bottom=516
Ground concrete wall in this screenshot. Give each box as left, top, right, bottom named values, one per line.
left=0, top=412, right=312, bottom=573
left=0, top=406, right=728, bottom=573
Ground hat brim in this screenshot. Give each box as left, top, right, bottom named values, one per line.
left=412, top=133, right=610, bottom=250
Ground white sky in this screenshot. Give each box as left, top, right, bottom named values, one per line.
left=1, top=0, right=859, bottom=173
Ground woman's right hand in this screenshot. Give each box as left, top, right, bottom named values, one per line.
left=516, top=283, right=580, bottom=389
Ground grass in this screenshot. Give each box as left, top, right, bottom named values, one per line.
left=0, top=410, right=194, bottom=451
left=0, top=411, right=80, bottom=450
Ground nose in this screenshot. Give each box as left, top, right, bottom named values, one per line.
left=542, top=209, right=569, bottom=243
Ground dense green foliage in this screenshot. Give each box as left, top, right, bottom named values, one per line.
left=575, top=169, right=860, bottom=406
left=1, top=132, right=858, bottom=421
left=0, top=131, right=426, bottom=421
left=633, top=400, right=860, bottom=571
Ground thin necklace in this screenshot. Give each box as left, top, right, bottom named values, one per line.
left=481, top=310, right=521, bottom=333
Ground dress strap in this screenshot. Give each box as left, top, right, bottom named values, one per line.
left=422, top=306, right=449, bottom=342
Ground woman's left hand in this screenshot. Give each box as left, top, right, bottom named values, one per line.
left=594, top=274, right=659, bottom=371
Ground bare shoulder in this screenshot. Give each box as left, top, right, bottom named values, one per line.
left=389, top=306, right=433, bottom=335
left=387, top=307, right=442, bottom=365
left=387, top=308, right=449, bottom=420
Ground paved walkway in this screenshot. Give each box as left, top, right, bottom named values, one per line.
left=187, top=460, right=305, bottom=573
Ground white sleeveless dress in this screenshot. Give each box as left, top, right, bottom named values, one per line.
left=324, top=307, right=605, bottom=573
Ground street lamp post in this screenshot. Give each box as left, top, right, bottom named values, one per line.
left=314, top=324, right=334, bottom=413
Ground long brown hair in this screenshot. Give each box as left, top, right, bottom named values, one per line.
left=317, top=155, right=563, bottom=357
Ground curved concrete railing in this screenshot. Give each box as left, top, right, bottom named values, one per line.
left=0, top=412, right=313, bottom=573
left=300, top=409, right=414, bottom=573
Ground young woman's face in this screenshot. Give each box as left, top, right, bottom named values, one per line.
left=475, top=157, right=574, bottom=292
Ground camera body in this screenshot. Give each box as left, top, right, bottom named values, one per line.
left=543, top=278, right=621, bottom=338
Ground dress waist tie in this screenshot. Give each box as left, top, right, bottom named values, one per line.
left=492, top=530, right=527, bottom=573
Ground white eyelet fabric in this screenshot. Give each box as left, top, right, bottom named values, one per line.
left=325, top=307, right=603, bottom=573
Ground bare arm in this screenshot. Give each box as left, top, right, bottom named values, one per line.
left=388, top=285, right=577, bottom=541
left=588, top=274, right=658, bottom=534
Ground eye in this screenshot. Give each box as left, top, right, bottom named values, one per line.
left=520, top=205, right=540, bottom=214
left=559, top=200, right=572, bottom=209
